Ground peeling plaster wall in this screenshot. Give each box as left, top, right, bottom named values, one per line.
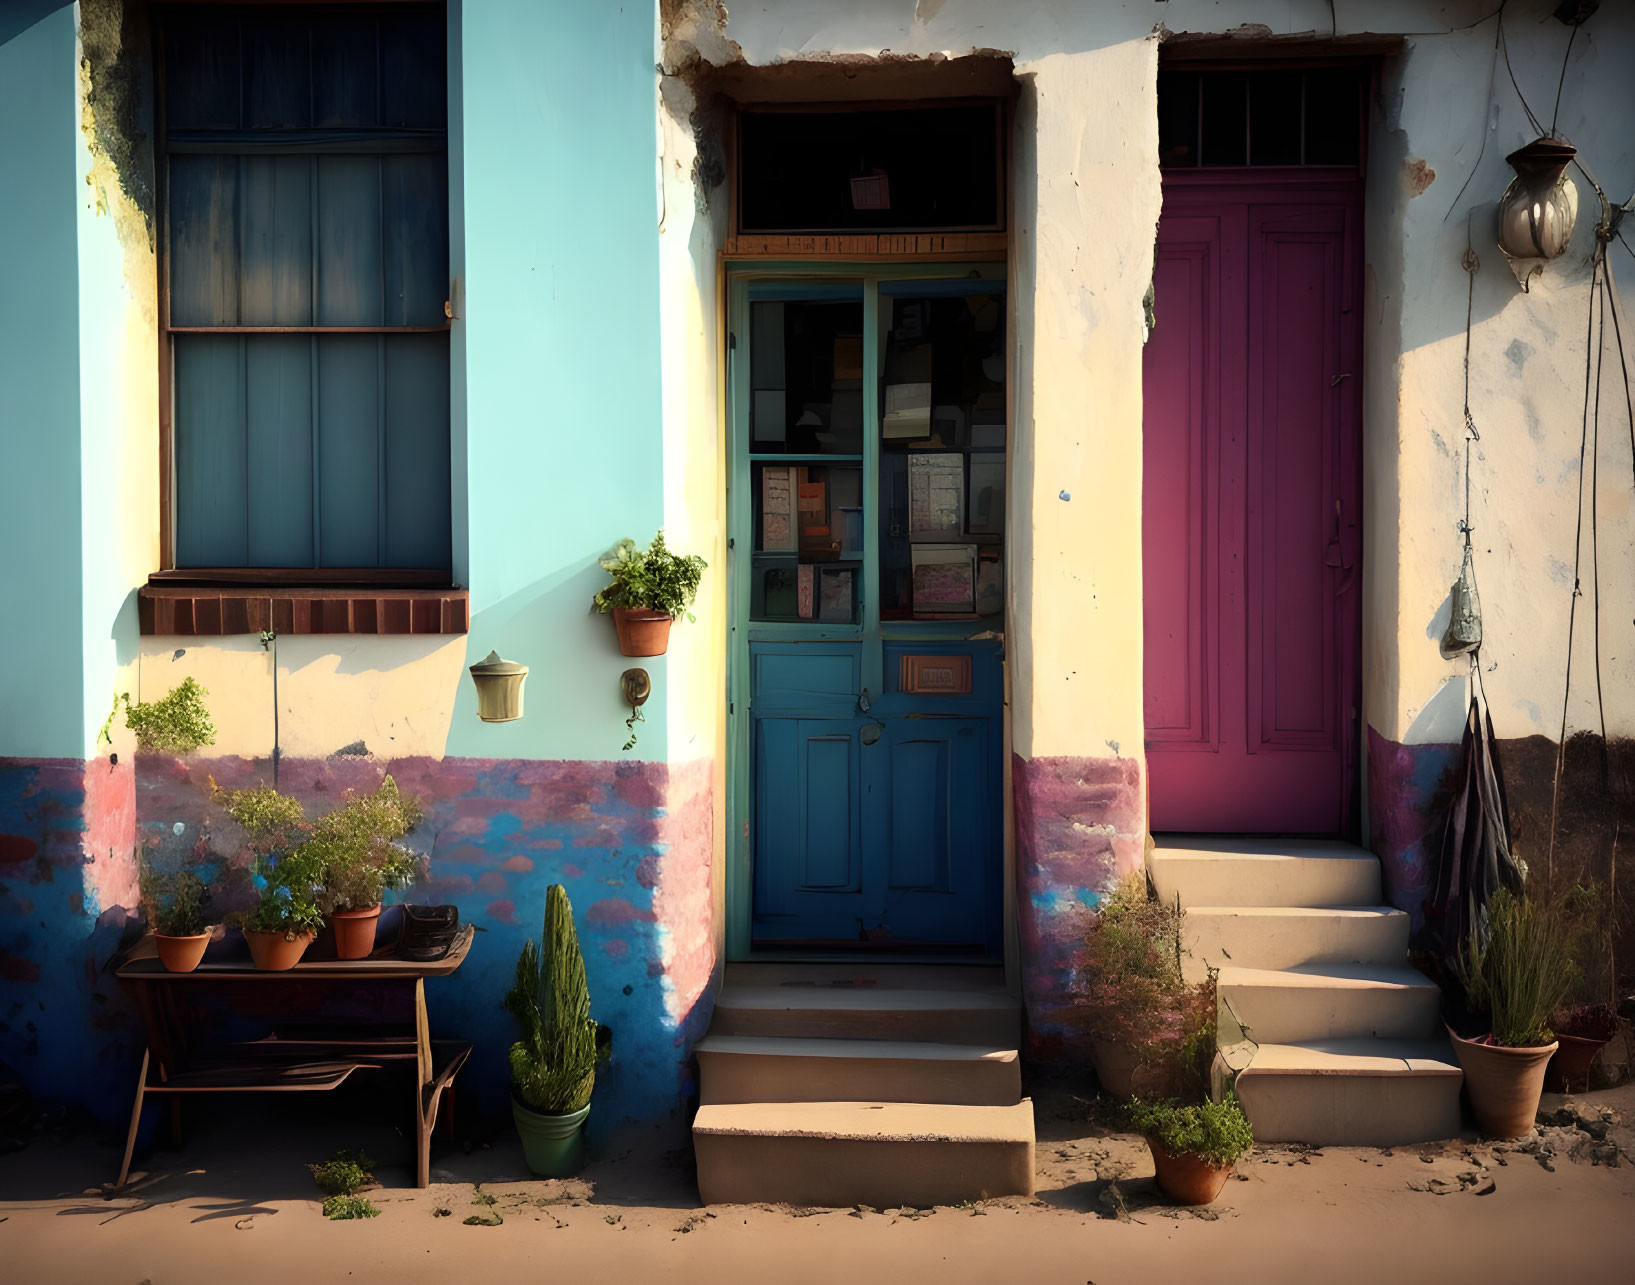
left=1360, top=4, right=1635, bottom=937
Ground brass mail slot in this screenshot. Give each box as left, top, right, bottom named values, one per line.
left=899, top=654, right=973, bottom=695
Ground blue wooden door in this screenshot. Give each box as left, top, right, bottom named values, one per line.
left=734, top=275, right=1006, bottom=955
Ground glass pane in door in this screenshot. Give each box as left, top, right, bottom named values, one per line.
left=877, top=287, right=1006, bottom=621
left=749, top=298, right=865, bottom=455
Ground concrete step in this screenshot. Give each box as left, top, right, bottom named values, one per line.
left=709, top=986, right=1021, bottom=1045
left=1183, top=905, right=1410, bottom=980
left=1218, top=963, right=1442, bottom=1044
left=1150, top=838, right=1382, bottom=909
left=693, top=1100, right=1036, bottom=1207
left=697, top=1036, right=1020, bottom=1106
left=724, top=962, right=1007, bottom=990
left=1235, top=1038, right=1464, bottom=1147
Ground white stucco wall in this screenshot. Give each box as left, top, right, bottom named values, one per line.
left=1365, top=7, right=1635, bottom=747
left=678, top=0, right=1635, bottom=768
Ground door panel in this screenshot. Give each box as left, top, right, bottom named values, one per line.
left=738, top=276, right=1006, bottom=953
left=1143, top=181, right=1361, bottom=834
left=754, top=717, right=866, bottom=937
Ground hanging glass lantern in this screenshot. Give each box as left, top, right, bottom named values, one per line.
left=1497, top=137, right=1578, bottom=275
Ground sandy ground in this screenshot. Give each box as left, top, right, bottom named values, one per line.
left=1, top=1077, right=1631, bottom=1285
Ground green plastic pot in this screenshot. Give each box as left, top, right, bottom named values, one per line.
left=512, top=1096, right=591, bottom=1177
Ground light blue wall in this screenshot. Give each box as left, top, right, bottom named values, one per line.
left=449, top=0, right=669, bottom=761
left=0, top=4, right=85, bottom=760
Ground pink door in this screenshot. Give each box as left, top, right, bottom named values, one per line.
left=1142, top=176, right=1363, bottom=834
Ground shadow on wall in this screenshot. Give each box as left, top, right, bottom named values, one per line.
left=0, top=758, right=144, bottom=1124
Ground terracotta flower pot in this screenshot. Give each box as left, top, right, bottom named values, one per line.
left=154, top=931, right=212, bottom=974
left=612, top=608, right=673, bottom=657
left=244, top=928, right=316, bottom=971
left=1147, top=1138, right=1233, bottom=1206
left=1447, top=1025, right=1557, bottom=1138
left=330, top=905, right=383, bottom=960
left=1545, top=1032, right=1611, bottom=1094
left=1091, top=1038, right=1139, bottom=1099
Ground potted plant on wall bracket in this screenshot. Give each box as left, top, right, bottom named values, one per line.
left=140, top=859, right=217, bottom=973
left=592, top=530, right=706, bottom=657
left=312, top=776, right=426, bottom=960
left=1446, top=887, right=1575, bottom=1137
left=504, top=885, right=610, bottom=1176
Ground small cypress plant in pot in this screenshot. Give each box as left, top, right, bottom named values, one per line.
left=592, top=531, right=707, bottom=657
left=311, top=777, right=426, bottom=960
left=505, top=885, right=610, bottom=1176
left=140, top=860, right=216, bottom=973
left=1448, top=887, right=1575, bottom=1137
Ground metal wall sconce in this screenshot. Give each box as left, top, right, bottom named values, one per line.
left=620, top=668, right=651, bottom=752
left=1498, top=137, right=1579, bottom=291
left=469, top=650, right=528, bottom=722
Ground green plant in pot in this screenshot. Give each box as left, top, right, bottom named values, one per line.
left=215, top=783, right=324, bottom=970
left=140, top=860, right=217, bottom=973
left=592, top=530, right=706, bottom=657
left=1082, top=871, right=1203, bottom=1099
left=1448, top=886, right=1576, bottom=1137
left=1124, top=1093, right=1254, bottom=1206
left=309, top=776, right=425, bottom=960
left=504, top=885, right=610, bottom=1176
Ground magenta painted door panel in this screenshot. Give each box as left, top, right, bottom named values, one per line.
left=1143, top=177, right=1362, bottom=834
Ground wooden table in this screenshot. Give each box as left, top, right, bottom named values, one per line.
left=114, top=924, right=475, bottom=1189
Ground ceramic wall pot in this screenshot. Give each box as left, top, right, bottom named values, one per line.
left=1147, top=1139, right=1233, bottom=1206
left=512, top=1097, right=591, bottom=1177
left=244, top=928, right=316, bottom=971
left=1544, top=1033, right=1611, bottom=1094
left=330, top=905, right=383, bottom=960
left=612, top=608, right=672, bottom=657
left=154, top=931, right=212, bottom=974
left=1447, top=1026, right=1557, bottom=1138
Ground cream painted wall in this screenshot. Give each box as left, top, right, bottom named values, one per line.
left=1009, top=42, right=1161, bottom=763
left=77, top=0, right=159, bottom=760
left=1365, top=5, right=1635, bottom=746
left=656, top=62, right=731, bottom=962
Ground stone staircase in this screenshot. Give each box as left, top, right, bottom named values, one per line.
left=1150, top=837, right=1464, bottom=1148
left=692, top=963, right=1036, bottom=1207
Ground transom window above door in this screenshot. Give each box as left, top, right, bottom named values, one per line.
left=159, top=3, right=451, bottom=577
left=1158, top=67, right=1366, bottom=169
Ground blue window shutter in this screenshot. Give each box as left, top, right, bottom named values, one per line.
left=174, top=336, right=248, bottom=567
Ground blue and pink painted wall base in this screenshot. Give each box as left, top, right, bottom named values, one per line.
left=1368, top=725, right=1635, bottom=970
left=1012, top=753, right=1144, bottom=1059
left=0, top=756, right=142, bottom=1121
left=0, top=751, right=715, bottom=1146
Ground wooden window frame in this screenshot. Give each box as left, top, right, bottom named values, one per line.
left=153, top=0, right=454, bottom=593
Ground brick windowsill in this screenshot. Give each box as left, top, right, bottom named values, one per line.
left=139, top=584, right=470, bottom=636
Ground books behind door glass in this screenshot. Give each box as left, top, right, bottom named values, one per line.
left=911, top=545, right=976, bottom=615
left=909, top=454, right=964, bottom=538
left=884, top=382, right=933, bottom=439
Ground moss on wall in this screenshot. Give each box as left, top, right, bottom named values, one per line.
left=78, top=0, right=155, bottom=252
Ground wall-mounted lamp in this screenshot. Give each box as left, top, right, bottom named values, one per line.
left=469, top=650, right=528, bottom=722
left=1498, top=137, right=1579, bottom=290
left=620, top=668, right=651, bottom=752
